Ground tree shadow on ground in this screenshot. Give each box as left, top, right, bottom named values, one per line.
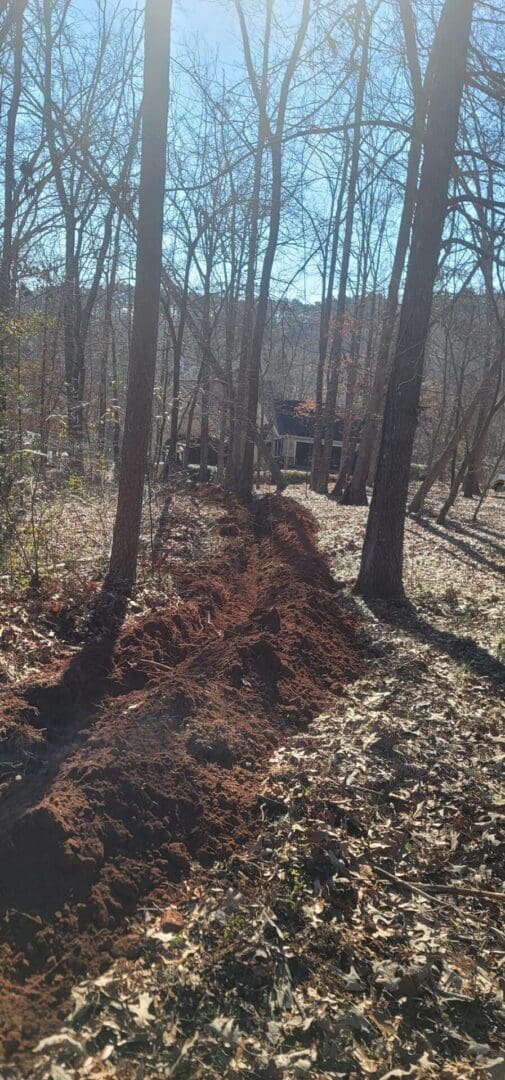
left=23, top=592, right=131, bottom=738
left=412, top=515, right=505, bottom=577
left=34, top=487, right=177, bottom=725
left=0, top=591, right=131, bottom=858
left=436, top=515, right=505, bottom=561
left=361, top=595, right=505, bottom=692
left=455, top=513, right=505, bottom=544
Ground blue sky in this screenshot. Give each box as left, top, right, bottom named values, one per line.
left=77, top=0, right=239, bottom=58
left=71, top=0, right=402, bottom=303
left=175, top=0, right=236, bottom=52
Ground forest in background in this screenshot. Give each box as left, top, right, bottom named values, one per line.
left=1, top=0, right=504, bottom=591
left=1, top=2, right=505, bottom=1073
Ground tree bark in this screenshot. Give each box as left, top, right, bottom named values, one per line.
left=463, top=300, right=500, bottom=497
left=438, top=387, right=505, bottom=523
left=199, top=259, right=213, bottom=481
left=0, top=2, right=23, bottom=447
left=408, top=376, right=494, bottom=514
left=311, top=2, right=370, bottom=494
left=228, top=0, right=310, bottom=496
left=472, top=441, right=505, bottom=522
left=225, top=3, right=271, bottom=492
left=355, top=0, right=474, bottom=599
left=107, top=0, right=172, bottom=591
left=348, top=0, right=431, bottom=505
left=98, top=219, right=121, bottom=461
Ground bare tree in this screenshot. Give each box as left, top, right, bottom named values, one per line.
left=41, top=0, right=140, bottom=472
left=106, top=0, right=172, bottom=592
left=356, top=0, right=475, bottom=599
left=227, top=0, right=311, bottom=496
left=347, top=0, right=439, bottom=505
left=0, top=0, right=24, bottom=446
left=311, top=0, right=372, bottom=495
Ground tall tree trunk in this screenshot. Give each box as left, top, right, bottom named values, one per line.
left=228, top=0, right=310, bottom=496
left=0, top=3, right=23, bottom=306
left=217, top=293, right=237, bottom=483
left=107, top=0, right=172, bottom=591
left=199, top=261, right=212, bottom=481
left=463, top=291, right=499, bottom=497
left=61, top=215, right=82, bottom=470
left=438, top=386, right=505, bottom=523
left=236, top=129, right=281, bottom=494
left=168, top=323, right=181, bottom=468
left=311, top=2, right=370, bottom=495
left=164, top=241, right=196, bottom=467
left=408, top=372, right=496, bottom=514
left=333, top=241, right=370, bottom=500
left=98, top=287, right=110, bottom=462
left=472, top=441, right=505, bottom=522
left=0, top=2, right=23, bottom=449
left=43, top=1, right=136, bottom=476
left=98, top=219, right=121, bottom=461
left=225, top=1, right=270, bottom=492
left=348, top=0, right=430, bottom=505
left=110, top=327, right=120, bottom=478
left=410, top=242, right=503, bottom=516
left=154, top=328, right=171, bottom=469
left=332, top=351, right=359, bottom=499
left=355, top=0, right=474, bottom=599
left=438, top=388, right=505, bottom=522
left=226, top=0, right=272, bottom=492
left=311, top=139, right=350, bottom=492
left=38, top=280, right=50, bottom=468
left=183, top=366, right=203, bottom=469
left=458, top=174, right=499, bottom=498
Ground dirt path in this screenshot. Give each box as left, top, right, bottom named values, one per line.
left=0, top=489, right=363, bottom=1066
left=21, top=487, right=505, bottom=1079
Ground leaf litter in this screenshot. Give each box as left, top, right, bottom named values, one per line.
left=0, top=488, right=363, bottom=1066
left=5, top=485, right=505, bottom=1078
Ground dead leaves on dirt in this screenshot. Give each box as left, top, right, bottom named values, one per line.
left=17, top=488, right=505, bottom=1077
left=0, top=488, right=213, bottom=684
left=29, top=652, right=505, bottom=1075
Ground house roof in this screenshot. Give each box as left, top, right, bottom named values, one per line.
left=272, top=400, right=359, bottom=441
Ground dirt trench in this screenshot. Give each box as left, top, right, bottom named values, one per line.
left=0, top=489, right=364, bottom=1062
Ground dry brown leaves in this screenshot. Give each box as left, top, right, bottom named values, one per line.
left=0, top=484, right=217, bottom=684
left=12, top=485, right=505, bottom=1078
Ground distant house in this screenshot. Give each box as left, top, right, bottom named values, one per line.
left=264, top=399, right=361, bottom=472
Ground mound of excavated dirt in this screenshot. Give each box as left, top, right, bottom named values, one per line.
left=0, top=489, right=364, bottom=1062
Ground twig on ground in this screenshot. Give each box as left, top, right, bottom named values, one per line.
left=372, top=863, right=505, bottom=905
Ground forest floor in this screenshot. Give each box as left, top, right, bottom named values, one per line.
left=0, top=482, right=504, bottom=1078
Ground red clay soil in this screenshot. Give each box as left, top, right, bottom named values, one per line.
left=0, top=489, right=363, bottom=1063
